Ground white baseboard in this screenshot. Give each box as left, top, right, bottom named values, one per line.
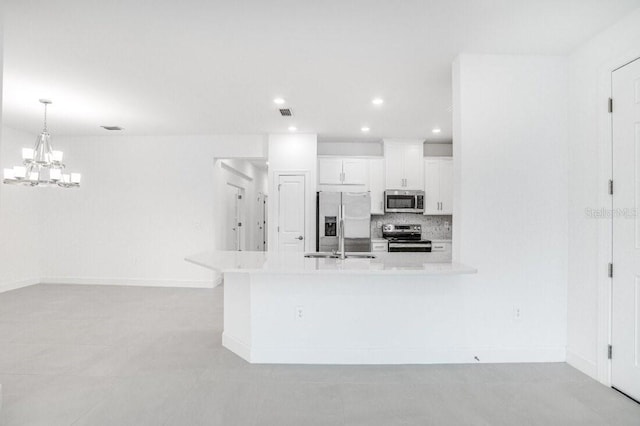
left=222, top=335, right=566, bottom=365
left=40, top=276, right=215, bottom=289
left=566, top=349, right=598, bottom=380
left=0, top=277, right=40, bottom=294
left=222, top=333, right=252, bottom=362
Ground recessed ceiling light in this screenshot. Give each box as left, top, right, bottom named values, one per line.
left=288, top=126, right=297, bottom=132
left=372, top=98, right=384, bottom=105
left=361, top=127, right=370, bottom=132
left=432, top=128, right=442, bottom=134
left=274, top=98, right=286, bottom=105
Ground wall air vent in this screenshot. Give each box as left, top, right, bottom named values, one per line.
left=279, top=108, right=292, bottom=116
left=101, top=126, right=123, bottom=131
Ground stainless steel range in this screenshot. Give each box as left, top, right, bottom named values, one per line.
left=382, top=224, right=432, bottom=252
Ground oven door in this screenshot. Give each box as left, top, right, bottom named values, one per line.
left=388, top=242, right=432, bottom=252
left=385, top=193, right=422, bottom=213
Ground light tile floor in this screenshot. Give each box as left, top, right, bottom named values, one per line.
left=0, top=284, right=638, bottom=425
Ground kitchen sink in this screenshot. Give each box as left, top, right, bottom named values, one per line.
left=304, top=253, right=341, bottom=259
left=304, top=253, right=376, bottom=259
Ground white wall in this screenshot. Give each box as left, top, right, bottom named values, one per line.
left=424, top=143, right=453, bottom=157
left=317, top=141, right=383, bottom=157
left=318, top=140, right=453, bottom=158
left=0, top=127, right=41, bottom=292
left=38, top=134, right=266, bottom=287
left=452, top=54, right=569, bottom=360
left=268, top=134, right=317, bottom=252
left=566, top=8, right=640, bottom=381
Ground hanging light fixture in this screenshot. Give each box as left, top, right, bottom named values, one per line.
left=3, top=99, right=81, bottom=188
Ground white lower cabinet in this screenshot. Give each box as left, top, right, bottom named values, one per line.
left=424, top=157, right=453, bottom=215
left=371, top=238, right=389, bottom=252
left=430, top=241, right=451, bottom=252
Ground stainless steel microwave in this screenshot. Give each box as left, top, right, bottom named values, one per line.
left=384, top=190, right=425, bottom=213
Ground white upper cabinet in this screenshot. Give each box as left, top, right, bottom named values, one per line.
left=424, top=157, right=453, bottom=215
left=368, top=158, right=385, bottom=215
left=318, top=158, right=344, bottom=185
left=318, top=157, right=368, bottom=187
left=384, top=140, right=424, bottom=190
left=341, top=159, right=368, bottom=185
left=384, top=143, right=405, bottom=189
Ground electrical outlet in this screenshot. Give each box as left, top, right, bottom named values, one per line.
left=295, top=306, right=304, bottom=320
left=376, top=221, right=383, bottom=229
left=513, top=306, right=522, bottom=321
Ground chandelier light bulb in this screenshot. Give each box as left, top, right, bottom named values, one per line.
left=29, top=172, right=39, bottom=181
left=71, top=173, right=82, bottom=184
left=13, top=166, right=26, bottom=179
left=4, top=168, right=15, bottom=180
left=49, top=168, right=62, bottom=181
left=52, top=151, right=63, bottom=162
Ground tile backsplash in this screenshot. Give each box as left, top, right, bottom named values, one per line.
left=370, top=213, right=453, bottom=240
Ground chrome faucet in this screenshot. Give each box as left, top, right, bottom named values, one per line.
left=337, top=204, right=346, bottom=259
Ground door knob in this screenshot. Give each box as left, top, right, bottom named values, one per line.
left=297, top=236, right=304, bottom=240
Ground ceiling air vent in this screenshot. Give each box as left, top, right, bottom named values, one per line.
left=279, top=108, right=292, bottom=116
left=101, top=126, right=123, bottom=131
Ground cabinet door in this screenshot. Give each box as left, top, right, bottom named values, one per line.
left=369, top=158, right=385, bottom=215
left=342, top=159, right=368, bottom=186
left=423, top=159, right=441, bottom=214
left=439, top=159, right=453, bottom=214
left=384, top=143, right=405, bottom=189
left=403, top=143, right=425, bottom=190
left=318, top=158, right=344, bottom=185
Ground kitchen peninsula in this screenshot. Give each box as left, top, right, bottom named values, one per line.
left=186, top=251, right=476, bottom=364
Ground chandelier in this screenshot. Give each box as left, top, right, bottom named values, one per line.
left=3, top=99, right=81, bottom=188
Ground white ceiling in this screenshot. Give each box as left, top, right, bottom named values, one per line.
left=2, top=0, right=639, bottom=142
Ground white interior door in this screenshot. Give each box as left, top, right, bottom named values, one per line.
left=277, top=174, right=306, bottom=252
left=611, top=57, right=640, bottom=401
left=224, top=183, right=240, bottom=250
left=256, top=193, right=267, bottom=251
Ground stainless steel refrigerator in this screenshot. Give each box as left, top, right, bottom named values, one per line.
left=316, top=192, right=371, bottom=252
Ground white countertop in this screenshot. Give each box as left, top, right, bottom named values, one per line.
left=185, top=251, right=476, bottom=276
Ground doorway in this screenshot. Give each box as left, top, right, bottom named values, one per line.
left=611, top=56, right=640, bottom=402
left=224, top=183, right=245, bottom=251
